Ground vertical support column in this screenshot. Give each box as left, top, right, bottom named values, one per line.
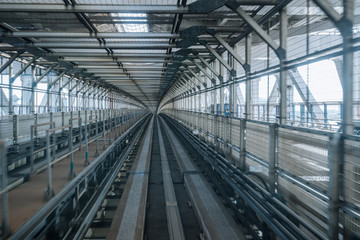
left=239, top=118, right=246, bottom=170
left=58, top=76, right=62, bottom=112
left=84, top=110, right=89, bottom=166
left=50, top=112, right=55, bottom=166
left=30, top=65, right=36, bottom=114
left=0, top=141, right=9, bottom=237
left=103, top=109, right=106, bottom=150
left=44, top=130, right=54, bottom=201
left=78, top=111, right=82, bottom=151
left=328, top=133, right=342, bottom=240
left=61, top=111, right=65, bottom=133
left=279, top=6, right=288, bottom=124
left=114, top=110, right=118, bottom=139
left=12, top=115, right=18, bottom=145
left=205, top=86, right=209, bottom=143
left=342, top=0, right=354, bottom=135
left=47, top=75, right=50, bottom=113
left=8, top=63, right=13, bottom=115
left=68, top=112, right=75, bottom=179
left=30, top=125, right=34, bottom=173
left=245, top=35, right=252, bottom=119
left=95, top=109, right=99, bottom=157
left=108, top=109, right=111, bottom=145
left=268, top=123, right=277, bottom=195
left=68, top=81, right=72, bottom=112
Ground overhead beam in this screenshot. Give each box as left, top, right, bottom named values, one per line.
left=2, top=31, right=180, bottom=39
left=48, top=53, right=172, bottom=58
left=0, top=50, right=25, bottom=74
left=13, top=42, right=175, bottom=49
left=0, top=4, right=189, bottom=14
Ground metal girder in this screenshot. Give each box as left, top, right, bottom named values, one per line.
left=183, top=72, right=202, bottom=90
left=60, top=75, right=75, bottom=90
left=288, top=69, right=323, bottom=124
left=77, top=66, right=166, bottom=70
left=33, top=64, right=58, bottom=87
left=10, top=56, right=38, bottom=84
left=47, top=52, right=172, bottom=58
left=69, top=79, right=82, bottom=92
left=48, top=71, right=66, bottom=89
left=0, top=50, right=25, bottom=74
left=184, top=71, right=205, bottom=88
left=194, top=53, right=222, bottom=80
left=15, top=42, right=175, bottom=49
left=225, top=1, right=283, bottom=57
left=62, top=57, right=168, bottom=63
left=312, top=0, right=342, bottom=25
left=200, top=40, right=236, bottom=76
left=211, top=33, right=246, bottom=66
left=88, top=70, right=163, bottom=74
left=2, top=31, right=180, bottom=39
left=191, top=58, right=216, bottom=84
left=82, top=83, right=95, bottom=95
left=0, top=4, right=189, bottom=14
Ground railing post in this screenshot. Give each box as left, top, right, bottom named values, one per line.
left=268, top=123, right=277, bottom=195
left=114, top=110, right=118, bottom=139
left=239, top=118, right=246, bottom=170
left=12, top=115, right=18, bottom=145
left=84, top=110, right=89, bottom=166
left=95, top=110, right=99, bottom=157
left=30, top=125, right=34, bottom=173
left=44, top=130, right=54, bottom=201
left=108, top=109, right=111, bottom=145
left=0, top=141, right=9, bottom=237
left=78, top=111, right=82, bottom=150
left=328, top=133, right=342, bottom=240
left=50, top=112, right=55, bottom=165
left=103, top=110, right=106, bottom=150
left=68, top=113, right=75, bottom=179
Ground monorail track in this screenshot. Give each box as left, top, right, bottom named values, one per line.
left=10, top=114, right=246, bottom=239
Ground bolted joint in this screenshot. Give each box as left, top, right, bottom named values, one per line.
left=230, top=69, right=236, bottom=77
left=198, top=39, right=208, bottom=46
left=180, top=26, right=207, bottom=38
left=276, top=47, right=286, bottom=60
left=176, top=38, right=199, bottom=48
left=337, top=17, right=353, bottom=36
left=210, top=78, right=217, bottom=85
left=243, top=63, right=250, bottom=72
left=188, top=0, right=225, bottom=14
left=206, top=29, right=217, bottom=36
left=218, top=75, right=224, bottom=83
left=224, top=0, right=241, bottom=10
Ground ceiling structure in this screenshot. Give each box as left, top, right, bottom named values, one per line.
left=0, top=0, right=342, bottom=112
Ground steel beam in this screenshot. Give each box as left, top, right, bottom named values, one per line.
left=33, top=64, right=58, bottom=87
left=312, top=0, right=342, bottom=25
left=191, top=59, right=216, bottom=84
left=3, top=31, right=179, bottom=39
left=212, top=33, right=246, bottom=66
left=10, top=57, right=38, bottom=84
left=48, top=71, right=66, bottom=89
left=0, top=4, right=189, bottom=14
left=18, top=42, right=175, bottom=49
left=0, top=50, right=25, bottom=74
left=194, top=53, right=222, bottom=82
left=47, top=52, right=172, bottom=58
left=201, top=41, right=235, bottom=76
left=226, top=2, right=281, bottom=55
left=279, top=7, right=287, bottom=124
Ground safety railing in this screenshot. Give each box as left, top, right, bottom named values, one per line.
left=163, top=109, right=360, bottom=239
